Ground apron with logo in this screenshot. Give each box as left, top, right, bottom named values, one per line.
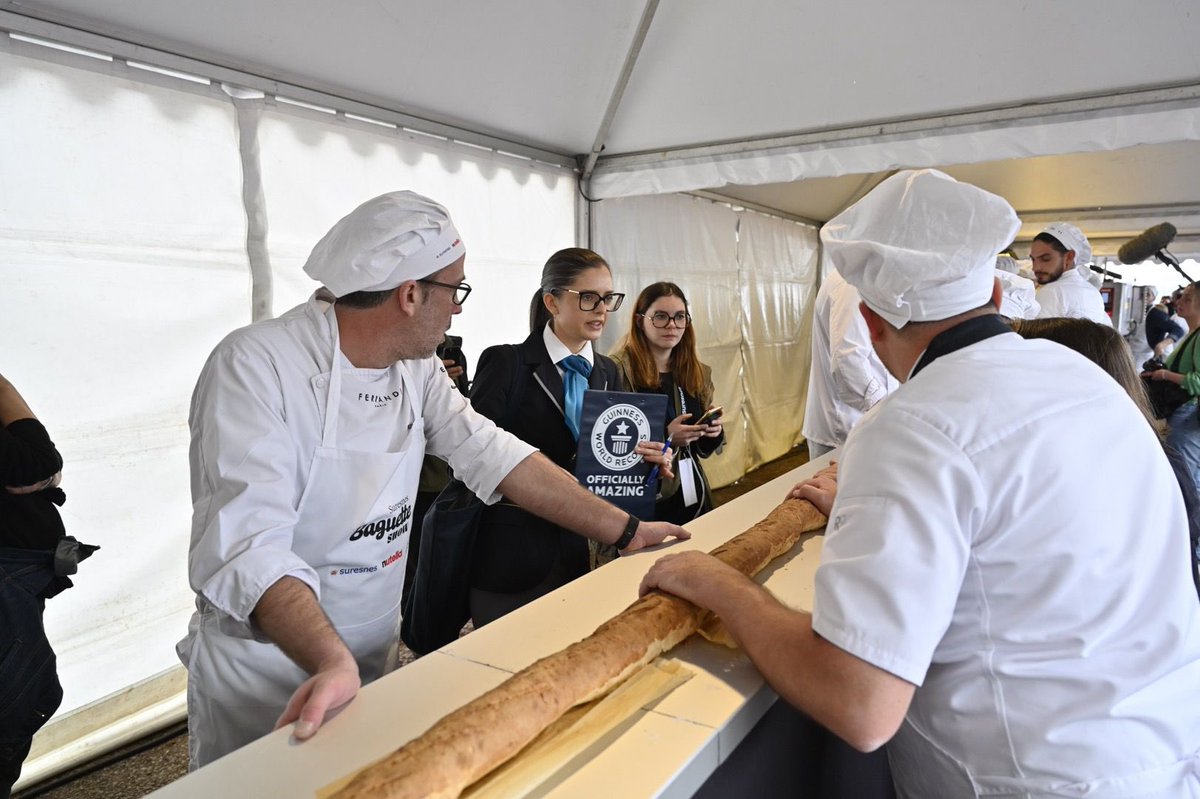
left=184, top=303, right=423, bottom=767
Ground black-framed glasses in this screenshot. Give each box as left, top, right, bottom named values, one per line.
left=558, top=288, right=625, bottom=312
left=418, top=278, right=472, bottom=305
left=639, top=311, right=690, bottom=328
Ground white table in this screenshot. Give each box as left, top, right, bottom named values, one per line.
left=148, top=454, right=833, bottom=798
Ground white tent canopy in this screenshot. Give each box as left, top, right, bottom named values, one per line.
left=3, top=0, right=1200, bottom=788
left=4, top=0, right=1200, bottom=253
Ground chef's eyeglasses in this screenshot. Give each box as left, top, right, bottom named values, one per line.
left=418, top=278, right=472, bottom=305
left=639, top=311, right=691, bottom=328
left=557, top=288, right=625, bottom=312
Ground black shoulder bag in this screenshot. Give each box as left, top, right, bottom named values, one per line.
left=400, top=344, right=525, bottom=654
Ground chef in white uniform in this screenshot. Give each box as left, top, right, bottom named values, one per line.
left=994, top=254, right=1040, bottom=320
left=180, top=192, right=688, bottom=768
left=802, top=267, right=898, bottom=457
left=1032, top=222, right=1112, bottom=325
left=642, top=170, right=1200, bottom=797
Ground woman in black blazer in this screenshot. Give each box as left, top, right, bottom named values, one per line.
left=468, top=248, right=669, bottom=625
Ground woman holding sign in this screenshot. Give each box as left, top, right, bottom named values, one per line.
left=612, top=282, right=725, bottom=525
left=468, top=248, right=672, bottom=625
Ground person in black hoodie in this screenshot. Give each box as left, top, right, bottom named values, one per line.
left=0, top=372, right=69, bottom=797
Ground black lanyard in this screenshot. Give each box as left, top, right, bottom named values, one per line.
left=910, top=315, right=1013, bottom=379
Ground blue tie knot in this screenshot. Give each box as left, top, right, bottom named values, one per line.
left=561, top=354, right=592, bottom=379
left=560, top=354, right=592, bottom=439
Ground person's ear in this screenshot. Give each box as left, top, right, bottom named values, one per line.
left=394, top=281, right=421, bottom=317
left=1064, top=250, right=1076, bottom=269
left=542, top=291, right=558, bottom=317
left=859, top=301, right=887, bottom=343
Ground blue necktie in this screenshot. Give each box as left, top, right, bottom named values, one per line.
left=560, top=354, right=592, bottom=440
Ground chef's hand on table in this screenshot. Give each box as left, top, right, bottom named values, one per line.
left=787, top=461, right=838, bottom=517
left=275, top=651, right=361, bottom=740
left=639, top=550, right=743, bottom=610
left=634, top=439, right=674, bottom=480
left=622, top=519, right=690, bottom=553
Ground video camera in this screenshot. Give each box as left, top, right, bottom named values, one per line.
left=1143, top=356, right=1167, bottom=373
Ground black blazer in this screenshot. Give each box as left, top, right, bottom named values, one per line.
left=468, top=329, right=622, bottom=594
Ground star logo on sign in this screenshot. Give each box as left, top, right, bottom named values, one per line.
left=615, top=421, right=630, bottom=435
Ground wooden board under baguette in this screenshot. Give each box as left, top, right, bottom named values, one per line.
left=333, top=497, right=827, bottom=799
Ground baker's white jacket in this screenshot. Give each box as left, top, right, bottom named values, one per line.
left=185, top=294, right=535, bottom=637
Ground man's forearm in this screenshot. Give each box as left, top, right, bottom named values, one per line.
left=497, top=453, right=625, bottom=546
left=251, top=576, right=356, bottom=675
left=699, top=573, right=913, bottom=752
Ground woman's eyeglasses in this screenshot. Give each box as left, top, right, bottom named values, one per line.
left=558, top=288, right=625, bottom=312
left=639, top=311, right=690, bottom=328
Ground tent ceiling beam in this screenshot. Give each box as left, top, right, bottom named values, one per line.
left=593, top=83, right=1200, bottom=172
left=580, top=0, right=660, bottom=183
left=0, top=7, right=578, bottom=169
left=688, top=190, right=820, bottom=227
left=1018, top=203, right=1200, bottom=225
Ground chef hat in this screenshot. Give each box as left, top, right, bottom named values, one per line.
left=995, top=268, right=1041, bottom=320
left=995, top=254, right=1020, bottom=274
left=822, top=169, right=1021, bottom=328
left=303, top=191, right=465, bottom=296
left=1039, top=222, right=1092, bottom=277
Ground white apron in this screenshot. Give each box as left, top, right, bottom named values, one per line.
left=184, top=304, right=424, bottom=767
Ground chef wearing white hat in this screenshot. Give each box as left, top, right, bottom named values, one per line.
left=1031, top=221, right=1112, bottom=325
left=180, top=191, right=688, bottom=767
left=641, top=170, right=1200, bottom=797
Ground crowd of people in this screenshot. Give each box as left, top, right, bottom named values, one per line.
left=5, top=172, right=1199, bottom=797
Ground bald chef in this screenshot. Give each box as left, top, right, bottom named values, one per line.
left=180, top=192, right=688, bottom=767
left=642, top=170, right=1200, bottom=796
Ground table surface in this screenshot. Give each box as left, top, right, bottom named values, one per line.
left=148, top=452, right=832, bottom=799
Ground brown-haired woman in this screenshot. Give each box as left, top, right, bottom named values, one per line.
left=611, top=282, right=724, bottom=525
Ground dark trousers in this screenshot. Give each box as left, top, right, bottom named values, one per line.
left=0, top=549, right=63, bottom=799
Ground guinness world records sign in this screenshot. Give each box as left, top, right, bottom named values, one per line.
left=575, top=390, right=668, bottom=520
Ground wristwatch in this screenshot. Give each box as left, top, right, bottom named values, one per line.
left=615, top=513, right=640, bottom=551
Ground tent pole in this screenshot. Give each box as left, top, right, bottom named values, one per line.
left=579, top=0, right=660, bottom=191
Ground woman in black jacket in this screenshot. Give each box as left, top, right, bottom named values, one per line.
left=468, top=248, right=669, bottom=625
left=0, top=372, right=68, bottom=797
left=611, top=282, right=725, bottom=525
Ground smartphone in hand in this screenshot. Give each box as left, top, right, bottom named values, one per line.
left=693, top=406, right=723, bottom=425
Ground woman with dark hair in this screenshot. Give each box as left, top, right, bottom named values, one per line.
left=611, top=282, right=724, bottom=525
left=467, top=248, right=671, bottom=625
left=1014, top=316, right=1200, bottom=600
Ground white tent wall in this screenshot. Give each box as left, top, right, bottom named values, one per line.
left=1, top=40, right=577, bottom=786
left=735, top=211, right=818, bottom=467
left=0, top=46, right=246, bottom=714
left=592, top=194, right=817, bottom=487
left=251, top=104, right=577, bottom=369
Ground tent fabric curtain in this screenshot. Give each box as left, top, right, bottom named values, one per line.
left=0, top=45, right=576, bottom=739
left=736, top=211, right=819, bottom=467
left=592, top=194, right=818, bottom=487
left=589, top=105, right=1200, bottom=201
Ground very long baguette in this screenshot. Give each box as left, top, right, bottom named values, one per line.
left=334, top=497, right=827, bottom=799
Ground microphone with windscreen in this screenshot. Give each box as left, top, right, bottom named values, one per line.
left=1118, top=223, right=1191, bottom=281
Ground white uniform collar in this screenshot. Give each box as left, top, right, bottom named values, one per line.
left=542, top=322, right=594, bottom=367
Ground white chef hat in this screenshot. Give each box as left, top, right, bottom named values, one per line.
left=995, top=269, right=1041, bottom=320
left=822, top=169, right=1021, bottom=328
left=1039, top=222, right=1092, bottom=277
left=303, top=191, right=465, bottom=296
